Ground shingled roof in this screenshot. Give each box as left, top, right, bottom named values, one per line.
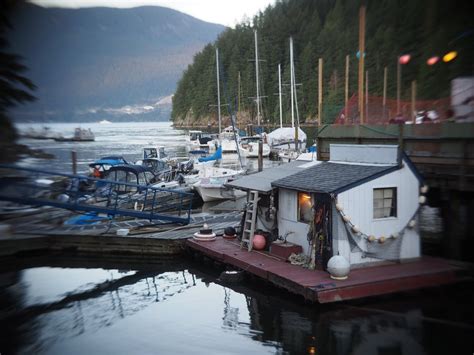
left=271, top=161, right=399, bottom=194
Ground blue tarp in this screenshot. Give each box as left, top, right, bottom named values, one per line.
left=198, top=146, right=222, bottom=162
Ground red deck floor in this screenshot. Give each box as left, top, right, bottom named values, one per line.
left=186, top=237, right=462, bottom=303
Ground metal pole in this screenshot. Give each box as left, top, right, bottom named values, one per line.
left=278, top=64, right=283, bottom=128
left=290, top=37, right=295, bottom=128
left=318, top=58, right=323, bottom=125
left=411, top=80, right=416, bottom=123
left=255, top=30, right=261, bottom=126
left=216, top=48, right=221, bottom=134
left=258, top=141, right=263, bottom=172
left=358, top=5, right=366, bottom=124
left=71, top=150, right=77, bottom=175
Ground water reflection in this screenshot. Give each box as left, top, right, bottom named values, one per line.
left=0, top=256, right=472, bottom=354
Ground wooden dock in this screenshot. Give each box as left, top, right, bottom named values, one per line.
left=186, top=237, right=465, bottom=303
left=0, top=211, right=242, bottom=257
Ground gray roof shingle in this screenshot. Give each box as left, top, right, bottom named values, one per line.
left=271, top=162, right=399, bottom=194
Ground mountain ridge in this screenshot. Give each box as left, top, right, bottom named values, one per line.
left=7, top=3, right=225, bottom=122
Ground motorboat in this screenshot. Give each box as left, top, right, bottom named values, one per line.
left=239, top=135, right=270, bottom=158
left=193, top=165, right=245, bottom=202
left=219, top=126, right=241, bottom=153
left=54, top=127, right=95, bottom=142
left=186, top=130, right=217, bottom=152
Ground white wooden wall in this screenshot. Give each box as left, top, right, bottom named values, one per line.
left=334, top=161, right=421, bottom=265
left=277, top=188, right=311, bottom=254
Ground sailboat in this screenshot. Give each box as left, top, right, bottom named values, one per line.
left=193, top=48, right=245, bottom=202
left=267, top=37, right=307, bottom=157
left=238, top=30, right=271, bottom=158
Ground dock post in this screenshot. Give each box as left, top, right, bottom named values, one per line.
left=258, top=141, right=263, bottom=172
left=71, top=150, right=77, bottom=175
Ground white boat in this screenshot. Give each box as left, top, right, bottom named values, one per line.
left=54, top=127, right=95, bottom=142
left=193, top=165, right=245, bottom=202
left=186, top=130, right=217, bottom=152
left=267, top=127, right=307, bottom=151
left=239, top=136, right=270, bottom=158
left=99, top=120, right=112, bottom=124
left=219, top=126, right=240, bottom=153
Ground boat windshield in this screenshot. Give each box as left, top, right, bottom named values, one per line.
left=190, top=132, right=202, bottom=141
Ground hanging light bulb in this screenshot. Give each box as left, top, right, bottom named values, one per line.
left=399, top=54, right=411, bottom=65
left=419, top=196, right=427, bottom=204
left=420, top=185, right=429, bottom=194
left=427, top=56, right=439, bottom=66
left=443, top=51, right=458, bottom=63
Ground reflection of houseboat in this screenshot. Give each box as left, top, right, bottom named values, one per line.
left=54, top=128, right=95, bottom=142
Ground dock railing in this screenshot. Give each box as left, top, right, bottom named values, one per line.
left=0, top=164, right=193, bottom=224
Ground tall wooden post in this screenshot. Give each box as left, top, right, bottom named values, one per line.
left=345, top=55, right=349, bottom=120
left=318, top=58, right=323, bottom=125
left=383, top=66, right=387, bottom=119
left=365, top=70, right=369, bottom=122
left=358, top=5, right=366, bottom=124
left=258, top=141, right=263, bottom=172
left=411, top=80, right=417, bottom=123
left=397, top=57, right=401, bottom=114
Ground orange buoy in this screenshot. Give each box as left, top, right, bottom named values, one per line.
left=252, top=234, right=266, bottom=250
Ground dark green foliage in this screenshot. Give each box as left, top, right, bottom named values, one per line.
left=172, top=0, right=474, bottom=124
left=0, top=0, right=36, bottom=143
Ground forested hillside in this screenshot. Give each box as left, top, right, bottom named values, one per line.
left=172, top=0, right=473, bottom=125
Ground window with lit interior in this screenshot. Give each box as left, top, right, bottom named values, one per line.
left=373, top=187, right=397, bottom=218
left=298, top=192, right=313, bottom=223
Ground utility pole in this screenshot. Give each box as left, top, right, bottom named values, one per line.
left=358, top=5, right=366, bottom=124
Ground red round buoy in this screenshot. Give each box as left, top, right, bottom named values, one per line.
left=253, top=234, right=266, bottom=250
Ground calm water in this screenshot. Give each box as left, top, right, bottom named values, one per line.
left=0, top=255, right=473, bottom=355
left=15, top=122, right=276, bottom=173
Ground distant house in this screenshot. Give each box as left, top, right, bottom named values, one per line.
left=271, top=144, right=424, bottom=269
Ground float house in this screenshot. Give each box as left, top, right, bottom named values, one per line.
left=271, top=144, right=423, bottom=269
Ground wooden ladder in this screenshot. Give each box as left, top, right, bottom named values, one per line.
left=241, top=190, right=259, bottom=251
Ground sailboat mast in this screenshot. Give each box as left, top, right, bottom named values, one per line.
left=254, top=30, right=261, bottom=127
left=290, top=37, right=295, bottom=128
left=278, top=64, right=283, bottom=128
left=216, top=48, right=221, bottom=134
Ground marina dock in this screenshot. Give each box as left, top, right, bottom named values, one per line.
left=187, top=237, right=465, bottom=303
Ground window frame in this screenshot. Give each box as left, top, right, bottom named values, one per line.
left=373, top=187, right=397, bottom=219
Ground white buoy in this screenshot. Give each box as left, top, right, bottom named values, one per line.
left=327, top=255, right=350, bottom=280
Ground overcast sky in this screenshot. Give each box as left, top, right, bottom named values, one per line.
left=29, top=0, right=276, bottom=27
